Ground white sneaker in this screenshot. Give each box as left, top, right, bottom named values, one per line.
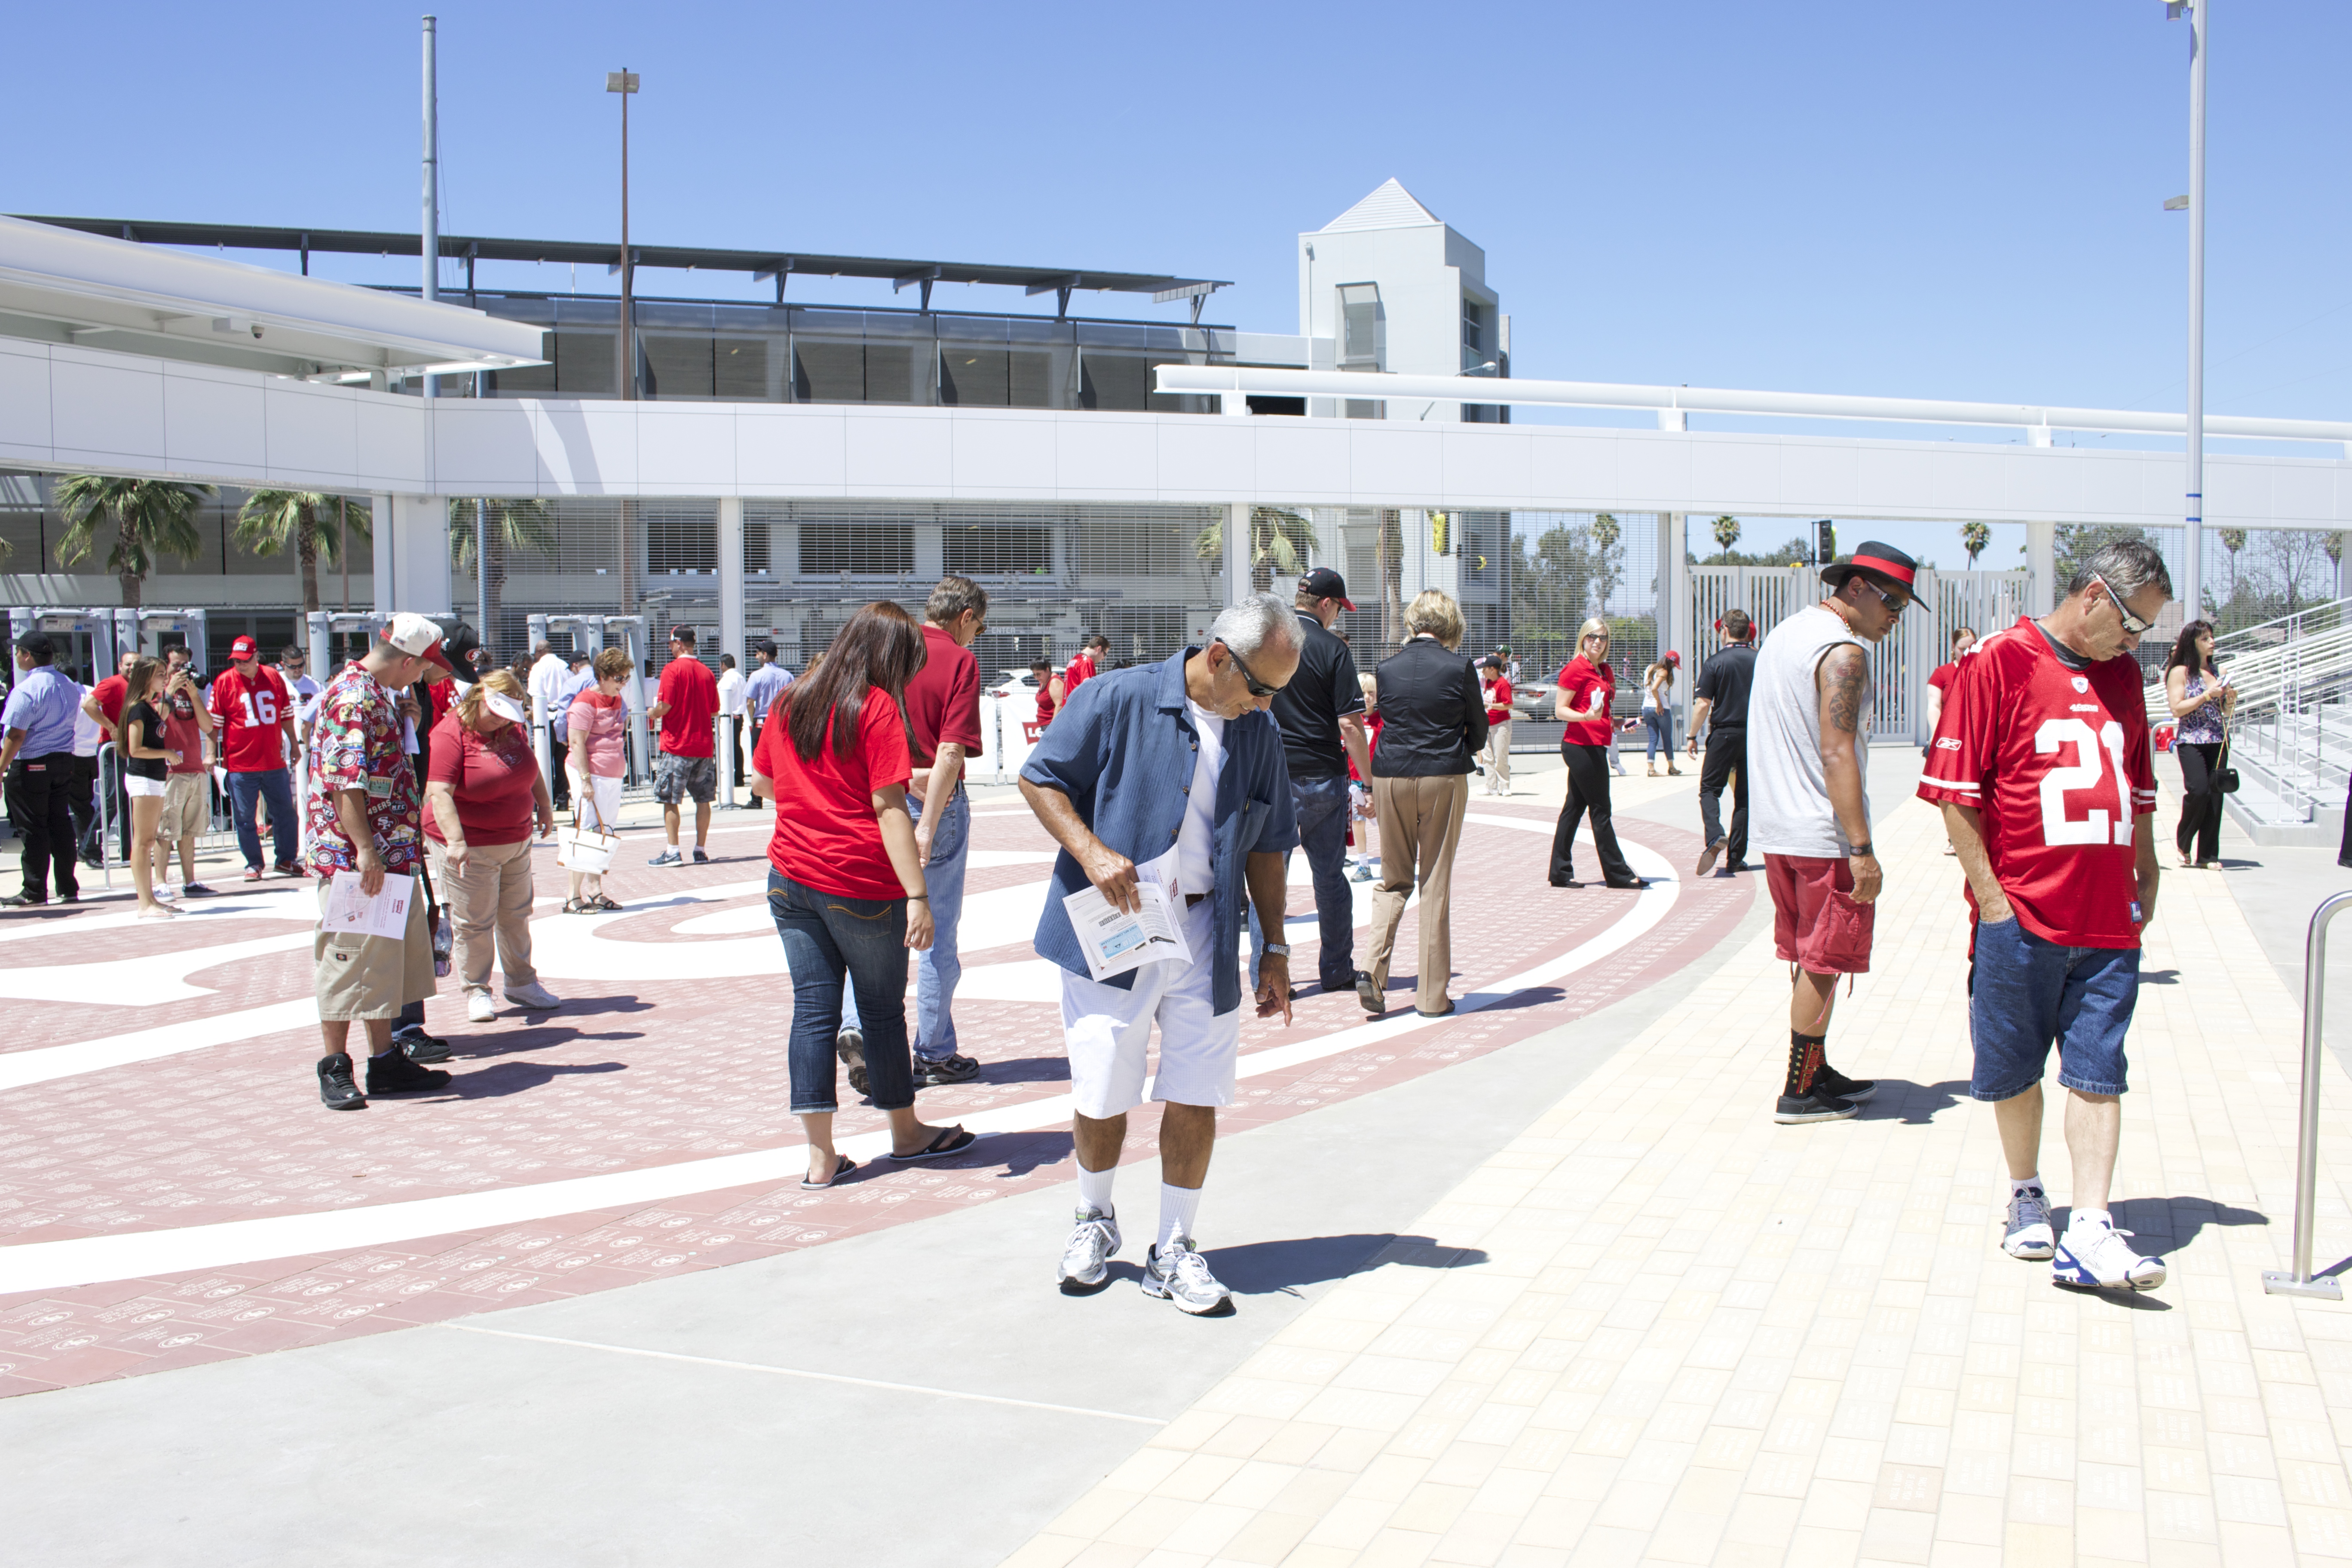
left=1057, top=1207, right=1122, bottom=1294
left=1142, top=1237, right=1232, bottom=1314
left=2003, top=1185, right=2056, bottom=1260
left=504, top=980, right=562, bottom=1011
left=2053, top=1219, right=2166, bottom=1292
left=466, top=991, right=497, bottom=1023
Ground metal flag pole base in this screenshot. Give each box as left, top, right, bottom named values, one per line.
left=2262, top=889, right=2352, bottom=1302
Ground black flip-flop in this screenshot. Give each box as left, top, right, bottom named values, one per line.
left=888, top=1127, right=978, bottom=1162
left=800, top=1155, right=857, bottom=1189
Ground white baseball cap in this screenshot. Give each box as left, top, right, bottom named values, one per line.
left=380, top=612, right=454, bottom=672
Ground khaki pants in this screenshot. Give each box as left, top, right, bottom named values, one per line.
left=314, top=874, right=437, bottom=1020
left=428, top=837, right=540, bottom=996
left=1365, top=773, right=1470, bottom=1014
left=1481, top=721, right=1512, bottom=794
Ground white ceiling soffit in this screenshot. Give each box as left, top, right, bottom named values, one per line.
left=0, top=214, right=547, bottom=377
left=1320, top=179, right=1443, bottom=233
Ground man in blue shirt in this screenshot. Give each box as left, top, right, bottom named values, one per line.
left=742, top=638, right=792, bottom=756
left=3, top=630, right=88, bottom=905
left=1020, top=593, right=1302, bottom=1315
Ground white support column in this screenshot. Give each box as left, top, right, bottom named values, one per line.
left=717, top=496, right=745, bottom=668
left=1225, top=501, right=1252, bottom=606
left=2026, top=520, right=2058, bottom=615
left=377, top=496, right=455, bottom=616
left=1663, top=513, right=1692, bottom=728
left=370, top=491, right=395, bottom=613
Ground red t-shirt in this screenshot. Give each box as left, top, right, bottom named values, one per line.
left=1483, top=675, right=1514, bottom=726
left=1928, top=662, right=1960, bottom=692
left=756, top=689, right=913, bottom=900
left=1916, top=617, right=2156, bottom=949
left=91, top=674, right=129, bottom=729
left=657, top=657, right=719, bottom=758
left=903, top=625, right=983, bottom=764
left=1034, top=681, right=1057, bottom=726
left=208, top=665, right=292, bottom=772
left=1063, top=651, right=1096, bottom=694
left=1555, top=658, right=1616, bottom=747
left=163, top=686, right=207, bottom=774
left=422, top=710, right=541, bottom=845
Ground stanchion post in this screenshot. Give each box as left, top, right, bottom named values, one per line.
left=2264, top=889, right=2352, bottom=1299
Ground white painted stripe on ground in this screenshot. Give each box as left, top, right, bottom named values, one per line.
left=438, top=1324, right=1167, bottom=1425
left=0, top=827, right=1680, bottom=1293
left=0, top=1000, right=322, bottom=1093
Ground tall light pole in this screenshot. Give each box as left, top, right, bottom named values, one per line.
left=607, top=70, right=639, bottom=401
left=2171, top=0, right=2207, bottom=623
left=421, top=15, right=440, bottom=400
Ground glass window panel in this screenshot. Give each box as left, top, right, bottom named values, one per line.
left=643, top=335, right=715, bottom=399
left=940, top=346, right=1010, bottom=407
left=1080, top=351, right=1150, bottom=410
left=862, top=342, right=921, bottom=404
left=715, top=339, right=768, bottom=400
left=1007, top=349, right=1057, bottom=408
left=793, top=340, right=864, bottom=402
left=553, top=331, right=616, bottom=395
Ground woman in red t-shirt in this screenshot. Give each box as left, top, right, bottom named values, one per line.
left=423, top=669, right=559, bottom=1023
left=750, top=602, right=973, bottom=1185
left=1548, top=619, right=1644, bottom=889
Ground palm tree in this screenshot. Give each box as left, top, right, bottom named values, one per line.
left=449, top=497, right=557, bottom=646
left=52, top=475, right=213, bottom=608
left=1710, top=514, right=1741, bottom=563
left=1192, top=506, right=1319, bottom=592
left=1960, top=521, right=1990, bottom=567
left=2218, top=528, right=2247, bottom=613
left=1590, top=513, right=1623, bottom=618
left=236, top=492, right=371, bottom=613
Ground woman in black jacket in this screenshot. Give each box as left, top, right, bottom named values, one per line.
left=1360, top=590, right=1488, bottom=1020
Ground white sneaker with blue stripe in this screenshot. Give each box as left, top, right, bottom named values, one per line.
left=2053, top=1218, right=2165, bottom=1292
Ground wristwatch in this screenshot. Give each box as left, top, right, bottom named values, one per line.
left=1263, top=943, right=1292, bottom=958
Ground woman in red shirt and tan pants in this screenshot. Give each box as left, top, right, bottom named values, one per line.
left=423, top=669, right=561, bottom=1024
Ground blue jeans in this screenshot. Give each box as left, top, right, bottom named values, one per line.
left=1643, top=707, right=1675, bottom=760
left=768, top=868, right=915, bottom=1113
left=1968, top=916, right=2138, bottom=1101
left=1250, top=773, right=1355, bottom=991
left=227, top=767, right=299, bottom=870
left=839, top=789, right=968, bottom=1062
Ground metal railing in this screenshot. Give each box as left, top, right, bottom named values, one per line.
left=2263, top=890, right=2352, bottom=1300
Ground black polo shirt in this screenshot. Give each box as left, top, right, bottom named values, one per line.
left=1268, top=610, right=1365, bottom=781
left=1695, top=644, right=1758, bottom=729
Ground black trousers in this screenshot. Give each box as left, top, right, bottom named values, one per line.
left=64, top=753, right=100, bottom=863
left=2176, top=741, right=2225, bottom=864
left=6, top=751, right=82, bottom=901
left=1550, top=743, right=1635, bottom=885
left=548, top=734, right=570, bottom=810
left=1697, top=727, right=1749, bottom=867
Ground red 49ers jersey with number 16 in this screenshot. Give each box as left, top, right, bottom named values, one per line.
left=1916, top=616, right=2156, bottom=949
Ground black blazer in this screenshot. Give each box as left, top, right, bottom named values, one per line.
left=1371, top=637, right=1489, bottom=778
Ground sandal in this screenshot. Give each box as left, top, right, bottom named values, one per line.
left=563, top=897, right=591, bottom=914
left=800, top=1155, right=857, bottom=1189
left=591, top=894, right=624, bottom=912
left=888, top=1126, right=979, bottom=1162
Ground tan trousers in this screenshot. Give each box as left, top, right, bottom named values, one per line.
left=1481, top=721, right=1512, bottom=794
left=1365, top=773, right=1470, bottom=1014
left=428, top=836, right=539, bottom=996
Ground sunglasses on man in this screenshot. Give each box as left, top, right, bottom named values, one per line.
left=1218, top=641, right=1285, bottom=698
left=2095, top=577, right=2154, bottom=635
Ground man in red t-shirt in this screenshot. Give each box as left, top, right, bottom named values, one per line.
left=1063, top=634, right=1107, bottom=696
left=155, top=649, right=219, bottom=895
left=645, top=624, right=719, bottom=865
left=209, top=634, right=302, bottom=879
left=838, top=576, right=989, bottom=1091
left=1919, top=541, right=2169, bottom=1294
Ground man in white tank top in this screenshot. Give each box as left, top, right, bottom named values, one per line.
left=1748, top=541, right=1915, bottom=1125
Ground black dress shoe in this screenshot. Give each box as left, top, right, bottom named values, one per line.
left=1355, top=970, right=1386, bottom=1017
left=1, top=892, right=45, bottom=908
left=1602, top=878, right=1650, bottom=891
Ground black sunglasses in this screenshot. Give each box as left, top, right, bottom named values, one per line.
left=1218, top=641, right=1284, bottom=698
left=2095, top=578, right=2153, bottom=635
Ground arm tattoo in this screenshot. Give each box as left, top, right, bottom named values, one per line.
left=1820, top=646, right=1868, bottom=735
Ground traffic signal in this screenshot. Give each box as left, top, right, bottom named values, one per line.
left=1815, top=520, right=1836, bottom=565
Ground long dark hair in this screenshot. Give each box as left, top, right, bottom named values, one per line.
left=2165, top=619, right=2216, bottom=677
left=783, top=602, right=928, bottom=762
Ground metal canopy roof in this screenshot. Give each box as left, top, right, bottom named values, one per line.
left=12, top=216, right=1230, bottom=305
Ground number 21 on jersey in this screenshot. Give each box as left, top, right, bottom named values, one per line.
left=2035, top=718, right=2132, bottom=847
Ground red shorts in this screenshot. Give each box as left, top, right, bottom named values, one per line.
left=1766, top=853, right=1875, bottom=975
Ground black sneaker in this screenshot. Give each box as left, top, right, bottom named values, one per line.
left=365, top=1049, right=453, bottom=1096
left=912, top=1052, right=982, bottom=1086
left=1773, top=1086, right=1859, bottom=1124
left=395, top=1029, right=455, bottom=1064
left=837, top=1026, right=868, bottom=1096
left=2, top=892, right=46, bottom=908
left=1356, top=970, right=1386, bottom=1017
left=318, top=1052, right=367, bottom=1110
left=1814, top=1062, right=1877, bottom=1103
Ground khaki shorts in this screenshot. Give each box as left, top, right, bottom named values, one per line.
left=314, top=875, right=438, bottom=1020
left=158, top=772, right=210, bottom=844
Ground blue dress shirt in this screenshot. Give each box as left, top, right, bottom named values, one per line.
left=2, top=665, right=83, bottom=757
left=1020, top=647, right=1298, bottom=1017
left=744, top=662, right=793, bottom=720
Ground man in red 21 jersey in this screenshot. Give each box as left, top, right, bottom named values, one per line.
left=209, top=634, right=302, bottom=880
left=1918, top=539, right=2170, bottom=1294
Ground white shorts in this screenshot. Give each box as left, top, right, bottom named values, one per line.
left=125, top=775, right=170, bottom=799
left=1060, top=897, right=1240, bottom=1117
left=570, top=771, right=623, bottom=833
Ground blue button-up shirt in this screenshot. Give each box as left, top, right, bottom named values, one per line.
left=1021, top=647, right=1298, bottom=1016
left=3, top=665, right=82, bottom=758
left=552, top=666, right=596, bottom=738
left=744, top=662, right=793, bottom=720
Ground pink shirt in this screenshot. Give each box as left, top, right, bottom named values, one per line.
left=566, top=690, right=629, bottom=778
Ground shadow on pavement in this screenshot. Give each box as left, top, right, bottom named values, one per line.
left=1857, top=1079, right=1969, bottom=1125
left=448, top=1060, right=628, bottom=1098
left=2109, top=1194, right=2268, bottom=1256
left=1209, top=1232, right=1491, bottom=1298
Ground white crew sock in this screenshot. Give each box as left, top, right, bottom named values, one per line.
left=1159, top=1183, right=1202, bottom=1254
left=2010, top=1175, right=2043, bottom=1197
left=2068, top=1207, right=2113, bottom=1232
left=1077, top=1163, right=1116, bottom=1219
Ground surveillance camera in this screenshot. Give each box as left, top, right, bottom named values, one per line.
left=251, top=325, right=264, bottom=340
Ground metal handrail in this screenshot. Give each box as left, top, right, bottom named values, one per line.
left=2264, top=889, right=2352, bottom=1299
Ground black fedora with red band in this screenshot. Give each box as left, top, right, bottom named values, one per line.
left=1821, top=540, right=1920, bottom=595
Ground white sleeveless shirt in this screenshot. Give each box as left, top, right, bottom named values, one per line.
left=1749, top=603, right=1872, bottom=858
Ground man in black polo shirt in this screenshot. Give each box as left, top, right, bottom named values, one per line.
left=1689, top=609, right=1759, bottom=876
left=1257, top=567, right=1374, bottom=996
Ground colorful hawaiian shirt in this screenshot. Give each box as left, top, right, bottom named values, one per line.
left=306, top=660, right=425, bottom=875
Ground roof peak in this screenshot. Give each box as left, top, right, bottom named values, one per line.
left=1320, top=179, right=1442, bottom=233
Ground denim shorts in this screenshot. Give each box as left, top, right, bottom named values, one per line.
left=1967, top=916, right=2138, bottom=1101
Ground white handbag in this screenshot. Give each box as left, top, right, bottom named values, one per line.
left=557, top=793, right=619, bottom=873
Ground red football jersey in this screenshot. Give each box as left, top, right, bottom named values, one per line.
left=1916, top=617, right=2156, bottom=949
left=208, top=665, right=293, bottom=773
left=1063, top=651, right=1096, bottom=694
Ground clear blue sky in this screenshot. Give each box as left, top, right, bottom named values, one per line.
left=8, top=1, right=2346, bottom=567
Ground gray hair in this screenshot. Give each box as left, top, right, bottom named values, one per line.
left=1207, top=591, right=1300, bottom=659
left=2067, top=537, right=2173, bottom=601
